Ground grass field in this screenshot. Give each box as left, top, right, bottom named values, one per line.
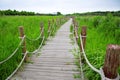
left=0, top=16, right=67, bottom=80
left=74, top=14, right=120, bottom=79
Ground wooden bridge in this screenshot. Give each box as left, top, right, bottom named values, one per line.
left=11, top=19, right=80, bottom=80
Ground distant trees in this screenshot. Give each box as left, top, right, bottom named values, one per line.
left=0, top=9, right=35, bottom=16
left=70, top=11, right=120, bottom=16
left=0, top=9, right=63, bottom=16
left=2, top=9, right=119, bottom=16
left=57, top=12, right=62, bottom=16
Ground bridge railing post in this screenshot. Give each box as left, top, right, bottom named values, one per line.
left=80, top=26, right=87, bottom=52
left=19, top=26, right=28, bottom=62
left=102, top=44, right=120, bottom=79
left=48, top=20, right=50, bottom=34
left=75, top=22, right=79, bottom=43
left=40, top=22, right=44, bottom=38
left=80, top=26, right=87, bottom=63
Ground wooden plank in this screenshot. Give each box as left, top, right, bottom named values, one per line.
left=26, top=63, right=77, bottom=68
left=11, top=19, right=80, bottom=80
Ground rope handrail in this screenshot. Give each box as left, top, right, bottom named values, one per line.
left=5, top=32, right=45, bottom=79
left=35, top=36, right=45, bottom=52
left=26, top=29, right=44, bottom=41
left=28, top=36, right=45, bottom=54
left=6, top=51, right=28, bottom=80
left=0, top=36, right=25, bottom=65
left=72, top=25, right=84, bottom=80
left=3, top=20, right=62, bottom=79
left=52, top=24, right=56, bottom=34
left=74, top=35, right=84, bottom=80
left=48, top=29, right=52, bottom=37
left=80, top=34, right=100, bottom=74
left=48, top=24, right=55, bottom=38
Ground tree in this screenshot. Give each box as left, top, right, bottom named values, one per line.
left=57, top=12, right=62, bottom=16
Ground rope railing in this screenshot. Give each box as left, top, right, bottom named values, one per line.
left=72, top=18, right=102, bottom=79
left=48, top=28, right=52, bottom=38
left=5, top=28, right=46, bottom=79
left=72, top=18, right=100, bottom=74
left=72, top=16, right=120, bottom=79
left=28, top=36, right=45, bottom=54
left=80, top=34, right=101, bottom=74
left=26, top=28, right=44, bottom=41
left=72, top=20, right=101, bottom=76
left=6, top=51, right=28, bottom=80
left=73, top=33, right=84, bottom=80
left=1, top=17, right=67, bottom=80
left=48, top=23, right=56, bottom=38
left=72, top=17, right=120, bottom=79
left=72, top=23, right=84, bottom=80
left=4, top=24, right=53, bottom=80
left=0, top=36, right=25, bottom=65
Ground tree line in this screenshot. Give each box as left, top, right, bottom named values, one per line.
left=0, top=9, right=62, bottom=16
left=0, top=9, right=35, bottom=16
left=68, top=11, right=120, bottom=16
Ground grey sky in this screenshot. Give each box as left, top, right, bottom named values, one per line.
left=0, top=0, right=120, bottom=14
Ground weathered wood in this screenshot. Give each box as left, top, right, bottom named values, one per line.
left=75, top=23, right=79, bottom=43
left=103, top=44, right=120, bottom=79
left=79, top=26, right=87, bottom=64
left=80, top=26, right=87, bottom=52
left=24, top=69, right=79, bottom=74
left=40, top=22, right=44, bottom=37
left=72, top=17, right=75, bottom=26
left=56, top=18, right=59, bottom=26
left=19, top=26, right=28, bottom=62
left=48, top=20, right=51, bottom=33
left=73, top=19, right=79, bottom=43
left=52, top=19, right=54, bottom=23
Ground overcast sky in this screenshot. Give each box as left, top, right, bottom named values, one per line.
left=0, top=0, right=120, bottom=14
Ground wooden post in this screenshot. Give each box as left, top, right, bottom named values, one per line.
left=103, top=44, right=120, bottom=79
left=59, top=18, right=62, bottom=25
left=58, top=18, right=60, bottom=26
left=52, top=19, right=54, bottom=23
left=75, top=24, right=79, bottom=43
left=19, top=26, right=28, bottom=62
left=80, top=26, right=87, bottom=63
left=40, top=22, right=44, bottom=38
left=72, top=17, right=75, bottom=26
left=55, top=19, right=57, bottom=27
left=48, top=20, right=51, bottom=33
left=80, top=26, right=87, bottom=52
left=52, top=19, right=55, bottom=34
left=73, top=20, right=76, bottom=36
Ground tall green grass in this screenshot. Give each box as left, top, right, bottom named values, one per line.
left=75, top=14, right=120, bottom=79
left=0, top=16, right=67, bottom=80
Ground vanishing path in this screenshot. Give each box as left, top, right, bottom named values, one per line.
left=11, top=19, right=80, bottom=80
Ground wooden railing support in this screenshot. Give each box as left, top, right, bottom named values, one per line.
left=48, top=20, right=51, bottom=33
left=75, top=23, right=79, bottom=43
left=19, top=26, right=28, bottom=62
left=103, top=44, right=120, bottom=79
left=80, top=26, right=87, bottom=63
left=80, top=26, right=87, bottom=52
left=40, top=22, right=44, bottom=38
left=52, top=19, right=54, bottom=23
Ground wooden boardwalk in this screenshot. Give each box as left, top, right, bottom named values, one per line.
left=11, top=19, right=80, bottom=80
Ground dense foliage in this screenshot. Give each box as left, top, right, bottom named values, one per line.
left=74, top=14, right=120, bottom=79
